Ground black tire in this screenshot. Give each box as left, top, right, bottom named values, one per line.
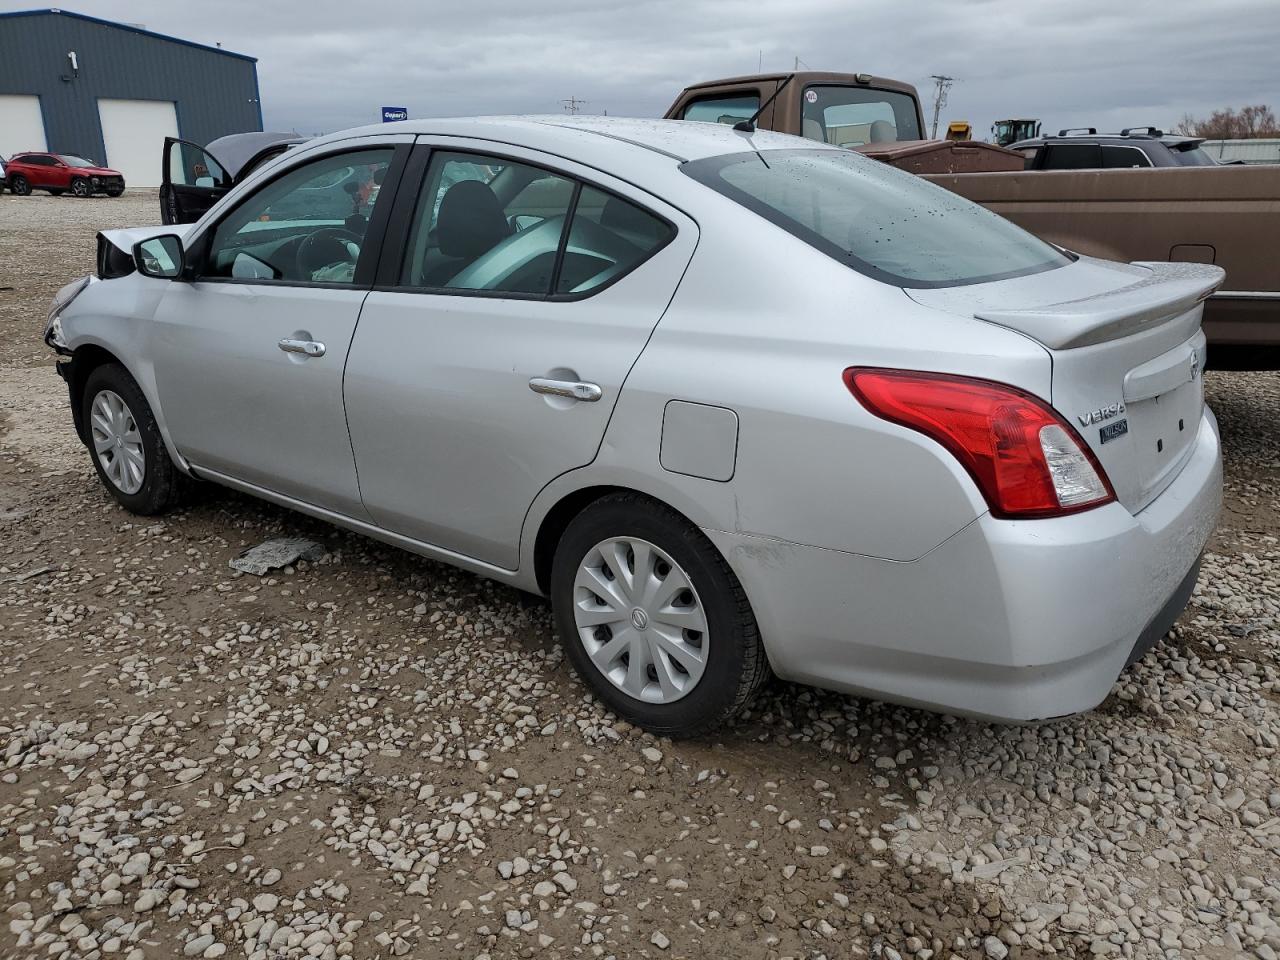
left=82, top=363, right=186, bottom=515
left=106, top=186, right=124, bottom=198
left=551, top=493, right=769, bottom=737
left=10, top=175, right=31, bottom=196
left=70, top=177, right=90, bottom=197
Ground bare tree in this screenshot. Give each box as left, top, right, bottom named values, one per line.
left=1174, top=105, right=1279, bottom=139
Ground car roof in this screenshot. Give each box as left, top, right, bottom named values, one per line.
left=680, top=71, right=919, bottom=99
left=305, top=115, right=832, bottom=164
left=1010, top=133, right=1204, bottom=149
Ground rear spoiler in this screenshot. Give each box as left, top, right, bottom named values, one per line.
left=975, top=261, right=1225, bottom=350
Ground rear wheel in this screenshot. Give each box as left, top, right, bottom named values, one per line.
left=551, top=493, right=769, bottom=737
left=10, top=175, right=31, bottom=196
left=70, top=178, right=90, bottom=197
left=82, top=363, right=186, bottom=515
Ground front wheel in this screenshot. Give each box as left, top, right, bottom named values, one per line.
left=551, top=493, right=769, bottom=737
left=105, top=186, right=124, bottom=197
left=82, top=363, right=186, bottom=515
left=70, top=178, right=90, bottom=197
left=10, top=176, right=31, bottom=196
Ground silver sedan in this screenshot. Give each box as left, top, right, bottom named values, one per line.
left=45, top=116, right=1223, bottom=736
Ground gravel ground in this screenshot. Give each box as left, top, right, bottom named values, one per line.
left=1, top=193, right=1278, bottom=960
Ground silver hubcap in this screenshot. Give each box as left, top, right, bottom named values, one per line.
left=573, top=537, right=708, bottom=704
left=90, top=390, right=145, bottom=495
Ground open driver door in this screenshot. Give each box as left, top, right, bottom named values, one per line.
left=160, top=137, right=232, bottom=225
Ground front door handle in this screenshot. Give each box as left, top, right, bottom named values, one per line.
left=529, top=377, right=602, bottom=402
left=278, top=338, right=326, bottom=358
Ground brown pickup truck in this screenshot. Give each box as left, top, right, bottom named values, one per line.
left=665, top=73, right=1280, bottom=366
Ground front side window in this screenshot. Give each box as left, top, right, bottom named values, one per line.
left=204, top=148, right=392, bottom=285
left=681, top=95, right=759, bottom=126
left=682, top=148, right=1070, bottom=288
left=801, top=86, right=923, bottom=146
left=400, top=151, right=673, bottom=297
left=1101, top=146, right=1152, bottom=169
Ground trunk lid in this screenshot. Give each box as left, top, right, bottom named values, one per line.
left=908, top=256, right=1223, bottom=513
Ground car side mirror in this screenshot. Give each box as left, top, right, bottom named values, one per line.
left=133, top=235, right=185, bottom=279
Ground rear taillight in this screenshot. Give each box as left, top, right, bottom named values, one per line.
left=844, top=368, right=1114, bottom=519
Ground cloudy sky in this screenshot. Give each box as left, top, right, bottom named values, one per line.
left=5, top=0, right=1279, bottom=138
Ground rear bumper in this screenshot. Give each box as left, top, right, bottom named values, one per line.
left=706, top=408, right=1222, bottom=721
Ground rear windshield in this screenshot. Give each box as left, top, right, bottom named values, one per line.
left=682, top=149, right=1070, bottom=288
left=1171, top=144, right=1216, bottom=166
left=801, top=85, right=923, bottom=146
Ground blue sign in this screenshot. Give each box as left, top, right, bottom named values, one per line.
left=382, top=106, right=408, bottom=123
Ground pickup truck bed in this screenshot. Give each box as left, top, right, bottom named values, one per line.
left=928, top=165, right=1280, bottom=361
left=665, top=72, right=1280, bottom=367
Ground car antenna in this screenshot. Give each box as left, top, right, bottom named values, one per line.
left=734, top=73, right=795, bottom=133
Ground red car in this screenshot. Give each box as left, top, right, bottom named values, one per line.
left=4, top=152, right=125, bottom=197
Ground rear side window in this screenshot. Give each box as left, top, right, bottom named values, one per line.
left=681, top=95, right=759, bottom=125
left=556, top=186, right=674, bottom=295
left=401, top=151, right=577, bottom=295
left=1101, top=146, right=1152, bottom=168
left=682, top=148, right=1070, bottom=288
left=1040, top=144, right=1102, bottom=169
left=399, top=151, right=674, bottom=298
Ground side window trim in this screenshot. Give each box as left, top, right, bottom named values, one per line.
left=547, top=180, right=583, bottom=297
left=373, top=143, right=679, bottom=303
left=189, top=142, right=410, bottom=291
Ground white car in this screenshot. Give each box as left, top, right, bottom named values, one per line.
left=45, top=116, right=1223, bottom=735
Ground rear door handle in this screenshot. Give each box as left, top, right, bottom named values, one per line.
left=529, top=378, right=602, bottom=402
left=278, top=338, right=326, bottom=358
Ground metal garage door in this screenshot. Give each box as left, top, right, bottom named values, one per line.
left=97, top=98, right=179, bottom=188
left=0, top=95, right=47, bottom=160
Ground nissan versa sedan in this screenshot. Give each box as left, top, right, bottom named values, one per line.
left=44, top=116, right=1224, bottom=736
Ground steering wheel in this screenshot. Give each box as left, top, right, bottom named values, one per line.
left=297, top=227, right=362, bottom=278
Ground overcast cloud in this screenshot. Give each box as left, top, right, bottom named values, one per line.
left=5, top=0, right=1278, bottom=138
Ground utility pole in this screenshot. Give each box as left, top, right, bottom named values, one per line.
left=929, top=75, right=955, bottom=139
left=562, top=97, right=588, bottom=115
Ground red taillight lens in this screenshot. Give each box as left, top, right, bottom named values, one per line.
left=844, top=367, right=1115, bottom=519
